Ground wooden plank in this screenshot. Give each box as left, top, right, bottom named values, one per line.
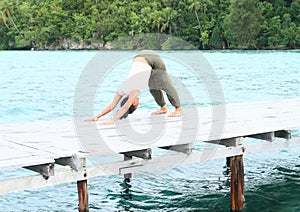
left=0, top=137, right=299, bottom=195
left=101, top=137, right=300, bottom=176
left=0, top=119, right=84, bottom=157
left=0, top=139, right=55, bottom=170
left=0, top=98, right=299, bottom=171
left=0, top=166, right=87, bottom=195
left=79, top=98, right=300, bottom=154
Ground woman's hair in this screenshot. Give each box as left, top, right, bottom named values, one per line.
left=119, top=96, right=137, bottom=119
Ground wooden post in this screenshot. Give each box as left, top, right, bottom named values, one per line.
left=222, top=137, right=243, bottom=176
left=77, top=180, right=89, bottom=212
left=230, top=155, right=245, bottom=211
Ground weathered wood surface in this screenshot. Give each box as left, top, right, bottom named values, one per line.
left=1, top=136, right=299, bottom=195
left=230, top=155, right=245, bottom=211
left=1, top=98, right=300, bottom=171
left=77, top=180, right=89, bottom=212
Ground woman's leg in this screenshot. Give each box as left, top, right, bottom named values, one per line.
left=150, top=89, right=168, bottom=114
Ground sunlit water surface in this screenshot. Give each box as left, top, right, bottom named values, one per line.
left=0, top=50, right=299, bottom=211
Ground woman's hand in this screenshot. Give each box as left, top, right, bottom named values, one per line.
left=100, top=119, right=115, bottom=125
left=84, top=116, right=98, bottom=122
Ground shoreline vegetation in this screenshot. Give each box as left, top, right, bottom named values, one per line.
left=0, top=0, right=299, bottom=51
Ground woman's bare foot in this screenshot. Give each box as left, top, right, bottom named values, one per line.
left=151, top=105, right=168, bottom=115
left=168, top=107, right=182, bottom=117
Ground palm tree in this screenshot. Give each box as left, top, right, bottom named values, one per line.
left=161, top=7, right=177, bottom=34
left=188, top=0, right=202, bottom=38
left=188, top=0, right=212, bottom=49
left=151, top=10, right=164, bottom=33
left=0, top=10, right=10, bottom=29
left=0, top=0, right=20, bottom=32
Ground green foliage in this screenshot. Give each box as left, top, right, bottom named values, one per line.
left=224, top=0, right=263, bottom=49
left=161, top=35, right=197, bottom=50
left=0, top=0, right=299, bottom=50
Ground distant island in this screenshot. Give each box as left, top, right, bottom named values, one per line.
left=0, top=0, right=299, bottom=50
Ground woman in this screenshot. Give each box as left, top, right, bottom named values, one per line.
left=85, top=56, right=152, bottom=125
left=86, top=50, right=182, bottom=125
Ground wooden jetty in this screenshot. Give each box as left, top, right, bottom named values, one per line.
left=1, top=98, right=300, bottom=211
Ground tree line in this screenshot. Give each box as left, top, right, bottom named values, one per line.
left=0, top=0, right=299, bottom=50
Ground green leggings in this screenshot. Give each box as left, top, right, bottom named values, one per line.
left=150, top=89, right=180, bottom=108
left=149, top=70, right=181, bottom=108
left=136, top=50, right=181, bottom=108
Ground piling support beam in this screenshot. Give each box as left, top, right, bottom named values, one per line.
left=77, top=180, right=89, bottom=212
left=223, top=137, right=243, bottom=171
left=230, top=155, right=245, bottom=212
left=123, top=155, right=133, bottom=182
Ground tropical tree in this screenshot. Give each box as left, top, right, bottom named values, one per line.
left=0, top=0, right=299, bottom=50
left=188, top=0, right=214, bottom=49
left=0, top=0, right=19, bottom=32
left=224, top=0, right=263, bottom=49
left=160, top=7, right=177, bottom=34
left=150, top=10, right=164, bottom=34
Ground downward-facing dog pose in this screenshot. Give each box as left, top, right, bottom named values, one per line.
left=137, top=50, right=182, bottom=117
left=85, top=50, right=182, bottom=125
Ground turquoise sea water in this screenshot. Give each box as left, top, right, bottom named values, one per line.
left=0, top=50, right=299, bottom=211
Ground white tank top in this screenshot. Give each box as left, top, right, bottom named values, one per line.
left=118, top=61, right=152, bottom=95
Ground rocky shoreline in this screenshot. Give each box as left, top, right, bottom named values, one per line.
left=21, top=38, right=300, bottom=51
left=31, top=39, right=111, bottom=51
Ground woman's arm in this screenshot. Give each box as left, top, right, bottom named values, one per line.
left=100, top=90, right=140, bottom=125
left=85, top=92, right=122, bottom=122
